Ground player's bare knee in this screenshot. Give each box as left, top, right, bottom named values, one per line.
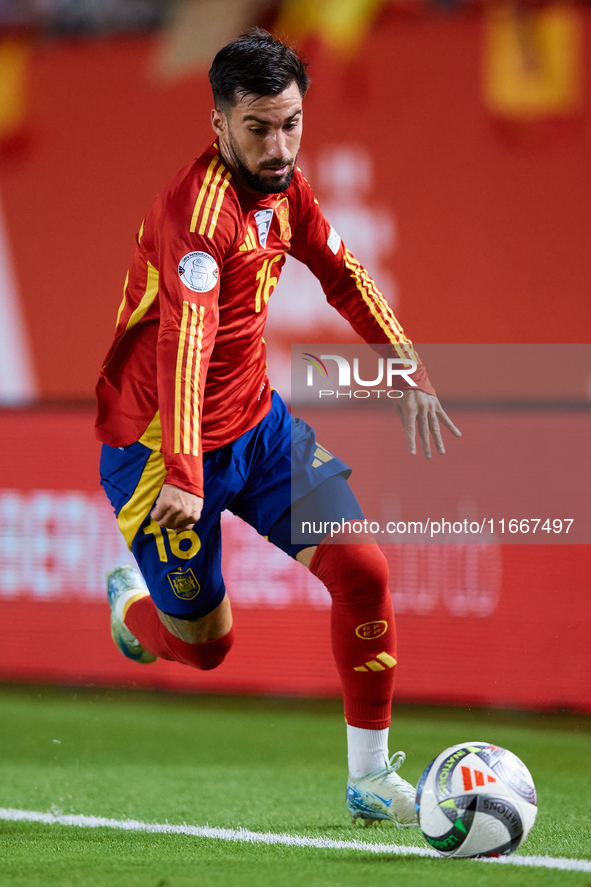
left=157, top=595, right=232, bottom=644
left=155, top=597, right=234, bottom=670
left=156, top=610, right=235, bottom=671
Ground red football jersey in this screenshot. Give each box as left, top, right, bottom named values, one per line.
left=96, top=142, right=434, bottom=497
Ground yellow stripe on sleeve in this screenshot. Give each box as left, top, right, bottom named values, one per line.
left=182, top=304, right=198, bottom=455
left=367, top=277, right=408, bottom=342
left=174, top=301, right=190, bottom=454
left=191, top=306, right=205, bottom=456
left=364, top=274, right=415, bottom=360
left=343, top=250, right=414, bottom=360
left=207, top=171, right=232, bottom=238
left=190, top=156, right=220, bottom=233
left=198, top=166, right=224, bottom=236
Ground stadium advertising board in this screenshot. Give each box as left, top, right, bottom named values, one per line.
left=0, top=405, right=589, bottom=711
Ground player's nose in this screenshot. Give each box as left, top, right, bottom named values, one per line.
left=266, top=128, right=288, bottom=158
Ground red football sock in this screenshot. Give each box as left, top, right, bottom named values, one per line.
left=310, top=542, right=396, bottom=730
left=124, top=595, right=234, bottom=671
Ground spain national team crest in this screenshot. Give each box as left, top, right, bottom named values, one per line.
left=168, top=568, right=200, bottom=600
left=275, top=196, right=291, bottom=246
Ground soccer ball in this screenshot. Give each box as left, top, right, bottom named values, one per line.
left=415, top=741, right=537, bottom=858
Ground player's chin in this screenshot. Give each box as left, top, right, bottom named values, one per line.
left=257, top=167, right=295, bottom=193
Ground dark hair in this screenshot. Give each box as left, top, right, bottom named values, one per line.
left=209, top=28, right=310, bottom=110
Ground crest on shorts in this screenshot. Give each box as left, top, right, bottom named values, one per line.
left=275, top=197, right=291, bottom=246
left=168, top=568, right=200, bottom=600
left=178, top=251, right=218, bottom=292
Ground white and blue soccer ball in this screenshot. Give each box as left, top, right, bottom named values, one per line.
left=415, top=741, right=537, bottom=858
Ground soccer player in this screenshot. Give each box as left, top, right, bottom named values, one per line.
left=96, top=29, right=460, bottom=828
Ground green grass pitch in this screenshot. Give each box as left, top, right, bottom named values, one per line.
left=0, top=685, right=589, bottom=887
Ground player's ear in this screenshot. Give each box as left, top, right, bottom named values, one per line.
left=211, top=107, right=226, bottom=138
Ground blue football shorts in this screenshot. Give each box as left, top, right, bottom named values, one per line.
left=100, top=391, right=362, bottom=619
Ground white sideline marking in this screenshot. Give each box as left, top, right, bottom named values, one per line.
left=1, top=808, right=590, bottom=872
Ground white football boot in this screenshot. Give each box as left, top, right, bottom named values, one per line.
left=346, top=751, right=419, bottom=828
left=106, top=565, right=157, bottom=664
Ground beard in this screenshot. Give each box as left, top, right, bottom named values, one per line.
left=227, top=131, right=296, bottom=194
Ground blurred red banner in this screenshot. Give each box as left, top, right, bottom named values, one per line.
left=0, top=408, right=589, bottom=711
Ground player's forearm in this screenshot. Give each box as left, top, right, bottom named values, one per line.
left=321, top=256, right=436, bottom=395
left=162, top=464, right=204, bottom=499
left=156, top=324, right=212, bottom=500
left=157, top=394, right=206, bottom=498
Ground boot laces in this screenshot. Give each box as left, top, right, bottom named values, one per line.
left=370, top=751, right=416, bottom=804
left=362, top=750, right=407, bottom=784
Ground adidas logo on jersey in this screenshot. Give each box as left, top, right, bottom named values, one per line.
left=239, top=228, right=257, bottom=251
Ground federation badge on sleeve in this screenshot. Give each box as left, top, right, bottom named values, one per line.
left=178, top=251, right=219, bottom=292
left=327, top=226, right=341, bottom=255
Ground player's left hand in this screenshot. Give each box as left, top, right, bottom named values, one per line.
left=151, top=483, right=203, bottom=531
left=392, top=389, right=461, bottom=458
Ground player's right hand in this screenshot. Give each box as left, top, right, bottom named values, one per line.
left=392, top=389, right=461, bottom=459
left=151, top=483, right=204, bottom=532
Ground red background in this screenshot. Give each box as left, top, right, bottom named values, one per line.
left=1, top=9, right=590, bottom=398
